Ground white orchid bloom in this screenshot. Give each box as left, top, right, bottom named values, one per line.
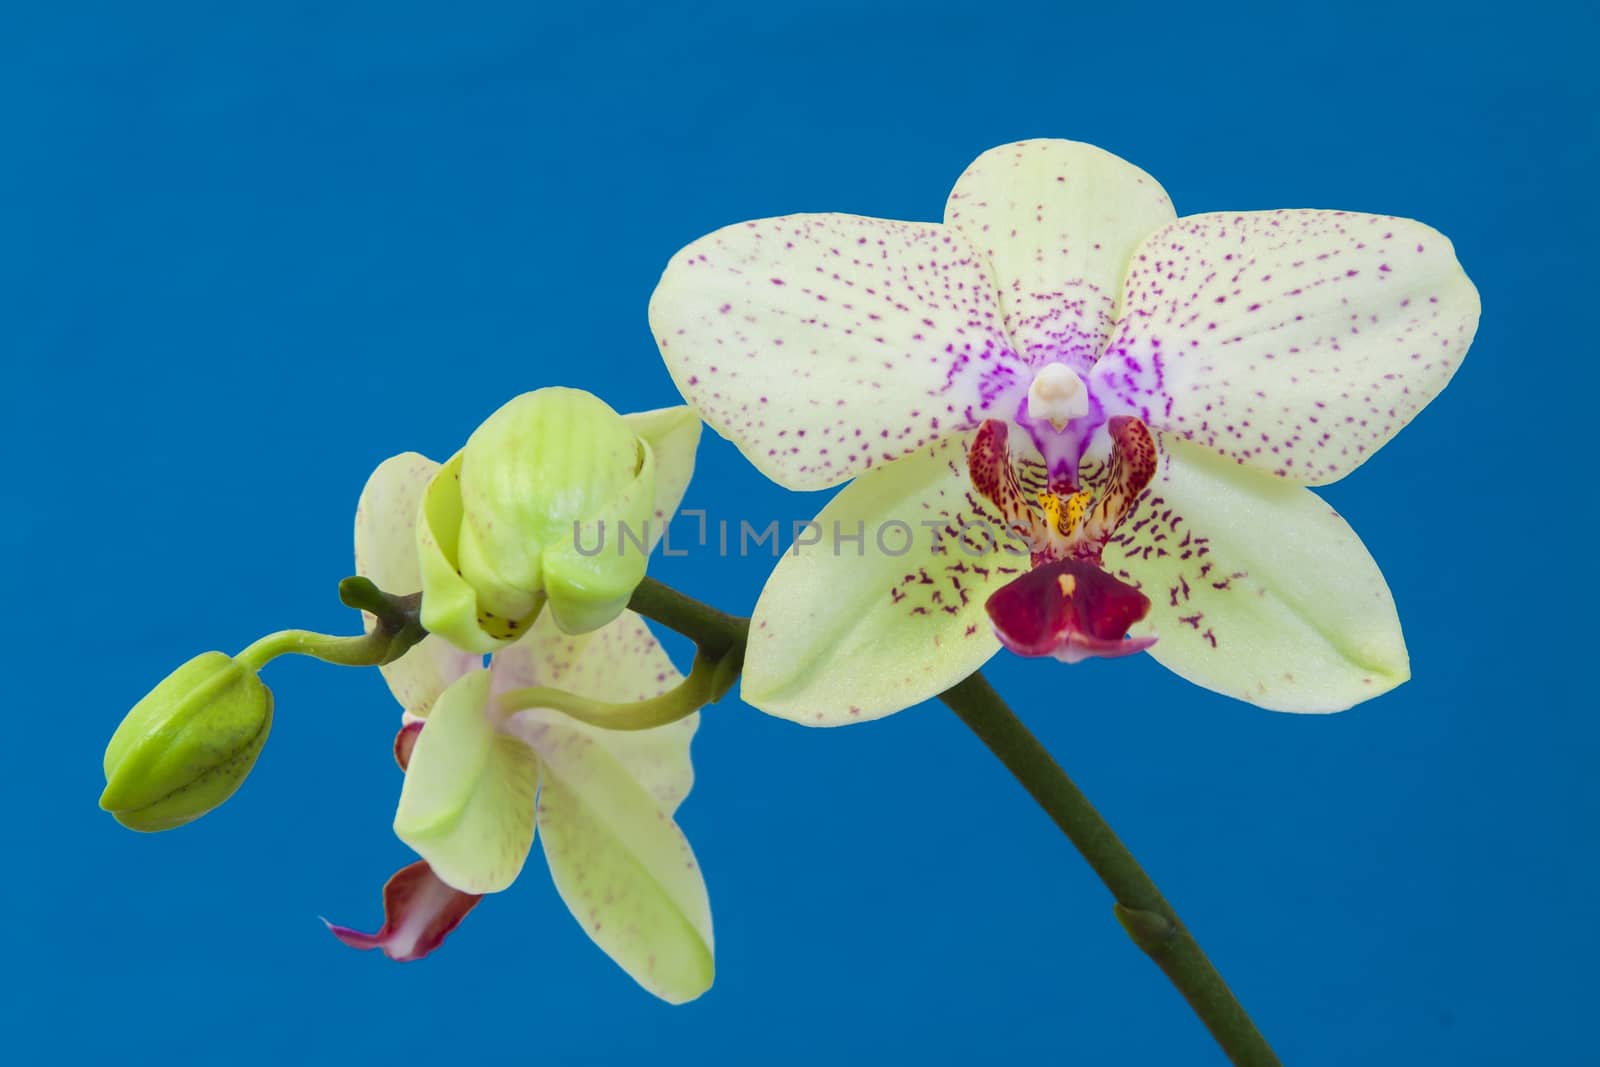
left=648, top=139, right=1478, bottom=723
left=325, top=421, right=715, bottom=1005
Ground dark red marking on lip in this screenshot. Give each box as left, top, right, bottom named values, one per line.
left=986, top=559, right=1156, bottom=664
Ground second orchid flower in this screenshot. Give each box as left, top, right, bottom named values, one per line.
left=327, top=395, right=715, bottom=1004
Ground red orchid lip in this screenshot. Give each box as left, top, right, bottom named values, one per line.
left=324, top=860, right=483, bottom=963
left=986, top=559, right=1156, bottom=664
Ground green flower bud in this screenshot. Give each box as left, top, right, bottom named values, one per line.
left=100, top=652, right=273, bottom=832
left=417, top=388, right=658, bottom=652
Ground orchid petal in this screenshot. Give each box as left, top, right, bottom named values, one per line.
left=623, top=406, right=702, bottom=551
left=1106, top=436, right=1407, bottom=712
left=490, top=611, right=697, bottom=814
left=416, top=451, right=511, bottom=656
left=506, top=710, right=714, bottom=1004
left=944, top=139, right=1176, bottom=373
left=355, top=452, right=436, bottom=595
left=355, top=453, right=480, bottom=714
left=393, top=670, right=539, bottom=893
left=742, top=436, right=1022, bottom=724
left=324, top=861, right=482, bottom=963
left=649, top=212, right=1024, bottom=491
left=1092, top=210, right=1479, bottom=485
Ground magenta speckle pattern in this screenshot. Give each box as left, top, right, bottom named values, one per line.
left=1091, top=210, right=1479, bottom=485
left=943, top=139, right=1177, bottom=375
left=650, top=212, right=1025, bottom=490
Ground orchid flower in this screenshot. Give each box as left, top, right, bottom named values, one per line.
left=325, top=420, right=716, bottom=1004
left=648, top=139, right=1478, bottom=723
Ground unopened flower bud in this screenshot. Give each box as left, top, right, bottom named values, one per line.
left=418, top=388, right=658, bottom=652
left=100, top=652, right=274, bottom=832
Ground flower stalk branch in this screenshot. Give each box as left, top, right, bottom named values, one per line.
left=627, top=576, right=749, bottom=660
left=498, top=645, right=742, bottom=731
left=235, top=577, right=426, bottom=671
left=938, top=671, right=1282, bottom=1067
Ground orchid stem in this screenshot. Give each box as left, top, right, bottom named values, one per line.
left=236, top=578, right=426, bottom=672
left=627, top=577, right=748, bottom=658
left=236, top=627, right=395, bottom=671
left=938, top=671, right=1282, bottom=1067
left=499, top=646, right=742, bottom=730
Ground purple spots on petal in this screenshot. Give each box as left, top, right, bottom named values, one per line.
left=1089, top=209, right=1476, bottom=484
left=652, top=213, right=1027, bottom=487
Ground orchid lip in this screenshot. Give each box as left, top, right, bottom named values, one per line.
left=985, top=558, right=1155, bottom=664
left=324, top=861, right=483, bottom=963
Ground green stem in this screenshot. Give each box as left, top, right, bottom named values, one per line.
left=498, top=646, right=741, bottom=730
left=235, top=576, right=426, bottom=672
left=491, top=575, right=750, bottom=730
left=627, top=576, right=748, bottom=656
left=235, top=627, right=396, bottom=671
left=938, top=672, right=1282, bottom=1067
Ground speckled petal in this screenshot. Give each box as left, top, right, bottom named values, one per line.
left=944, top=139, right=1176, bottom=373
left=623, top=406, right=702, bottom=551
left=1105, top=436, right=1408, bottom=712
left=393, top=670, right=540, bottom=893
left=506, top=709, right=714, bottom=1005
left=742, top=435, right=1023, bottom=725
left=489, top=611, right=697, bottom=814
left=649, top=212, right=1024, bottom=491
left=356, top=453, right=480, bottom=715
left=1091, top=210, right=1479, bottom=485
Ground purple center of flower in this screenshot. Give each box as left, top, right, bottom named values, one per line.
left=968, top=404, right=1160, bottom=664
left=1011, top=362, right=1108, bottom=494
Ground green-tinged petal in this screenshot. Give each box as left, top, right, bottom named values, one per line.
left=507, top=709, right=714, bottom=1004
left=490, top=611, right=696, bottom=813
left=457, top=388, right=647, bottom=636
left=743, top=435, right=1019, bottom=725
left=623, top=406, right=702, bottom=551
left=356, top=452, right=437, bottom=594
left=1092, top=210, right=1479, bottom=485
left=649, top=212, right=1024, bottom=492
left=1106, top=436, right=1407, bottom=712
left=356, top=452, right=480, bottom=713
left=416, top=452, right=508, bottom=655
left=539, top=441, right=654, bottom=636
left=394, top=670, right=539, bottom=893
left=943, top=139, right=1176, bottom=372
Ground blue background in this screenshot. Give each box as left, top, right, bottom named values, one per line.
left=5, top=1, right=1594, bottom=1063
